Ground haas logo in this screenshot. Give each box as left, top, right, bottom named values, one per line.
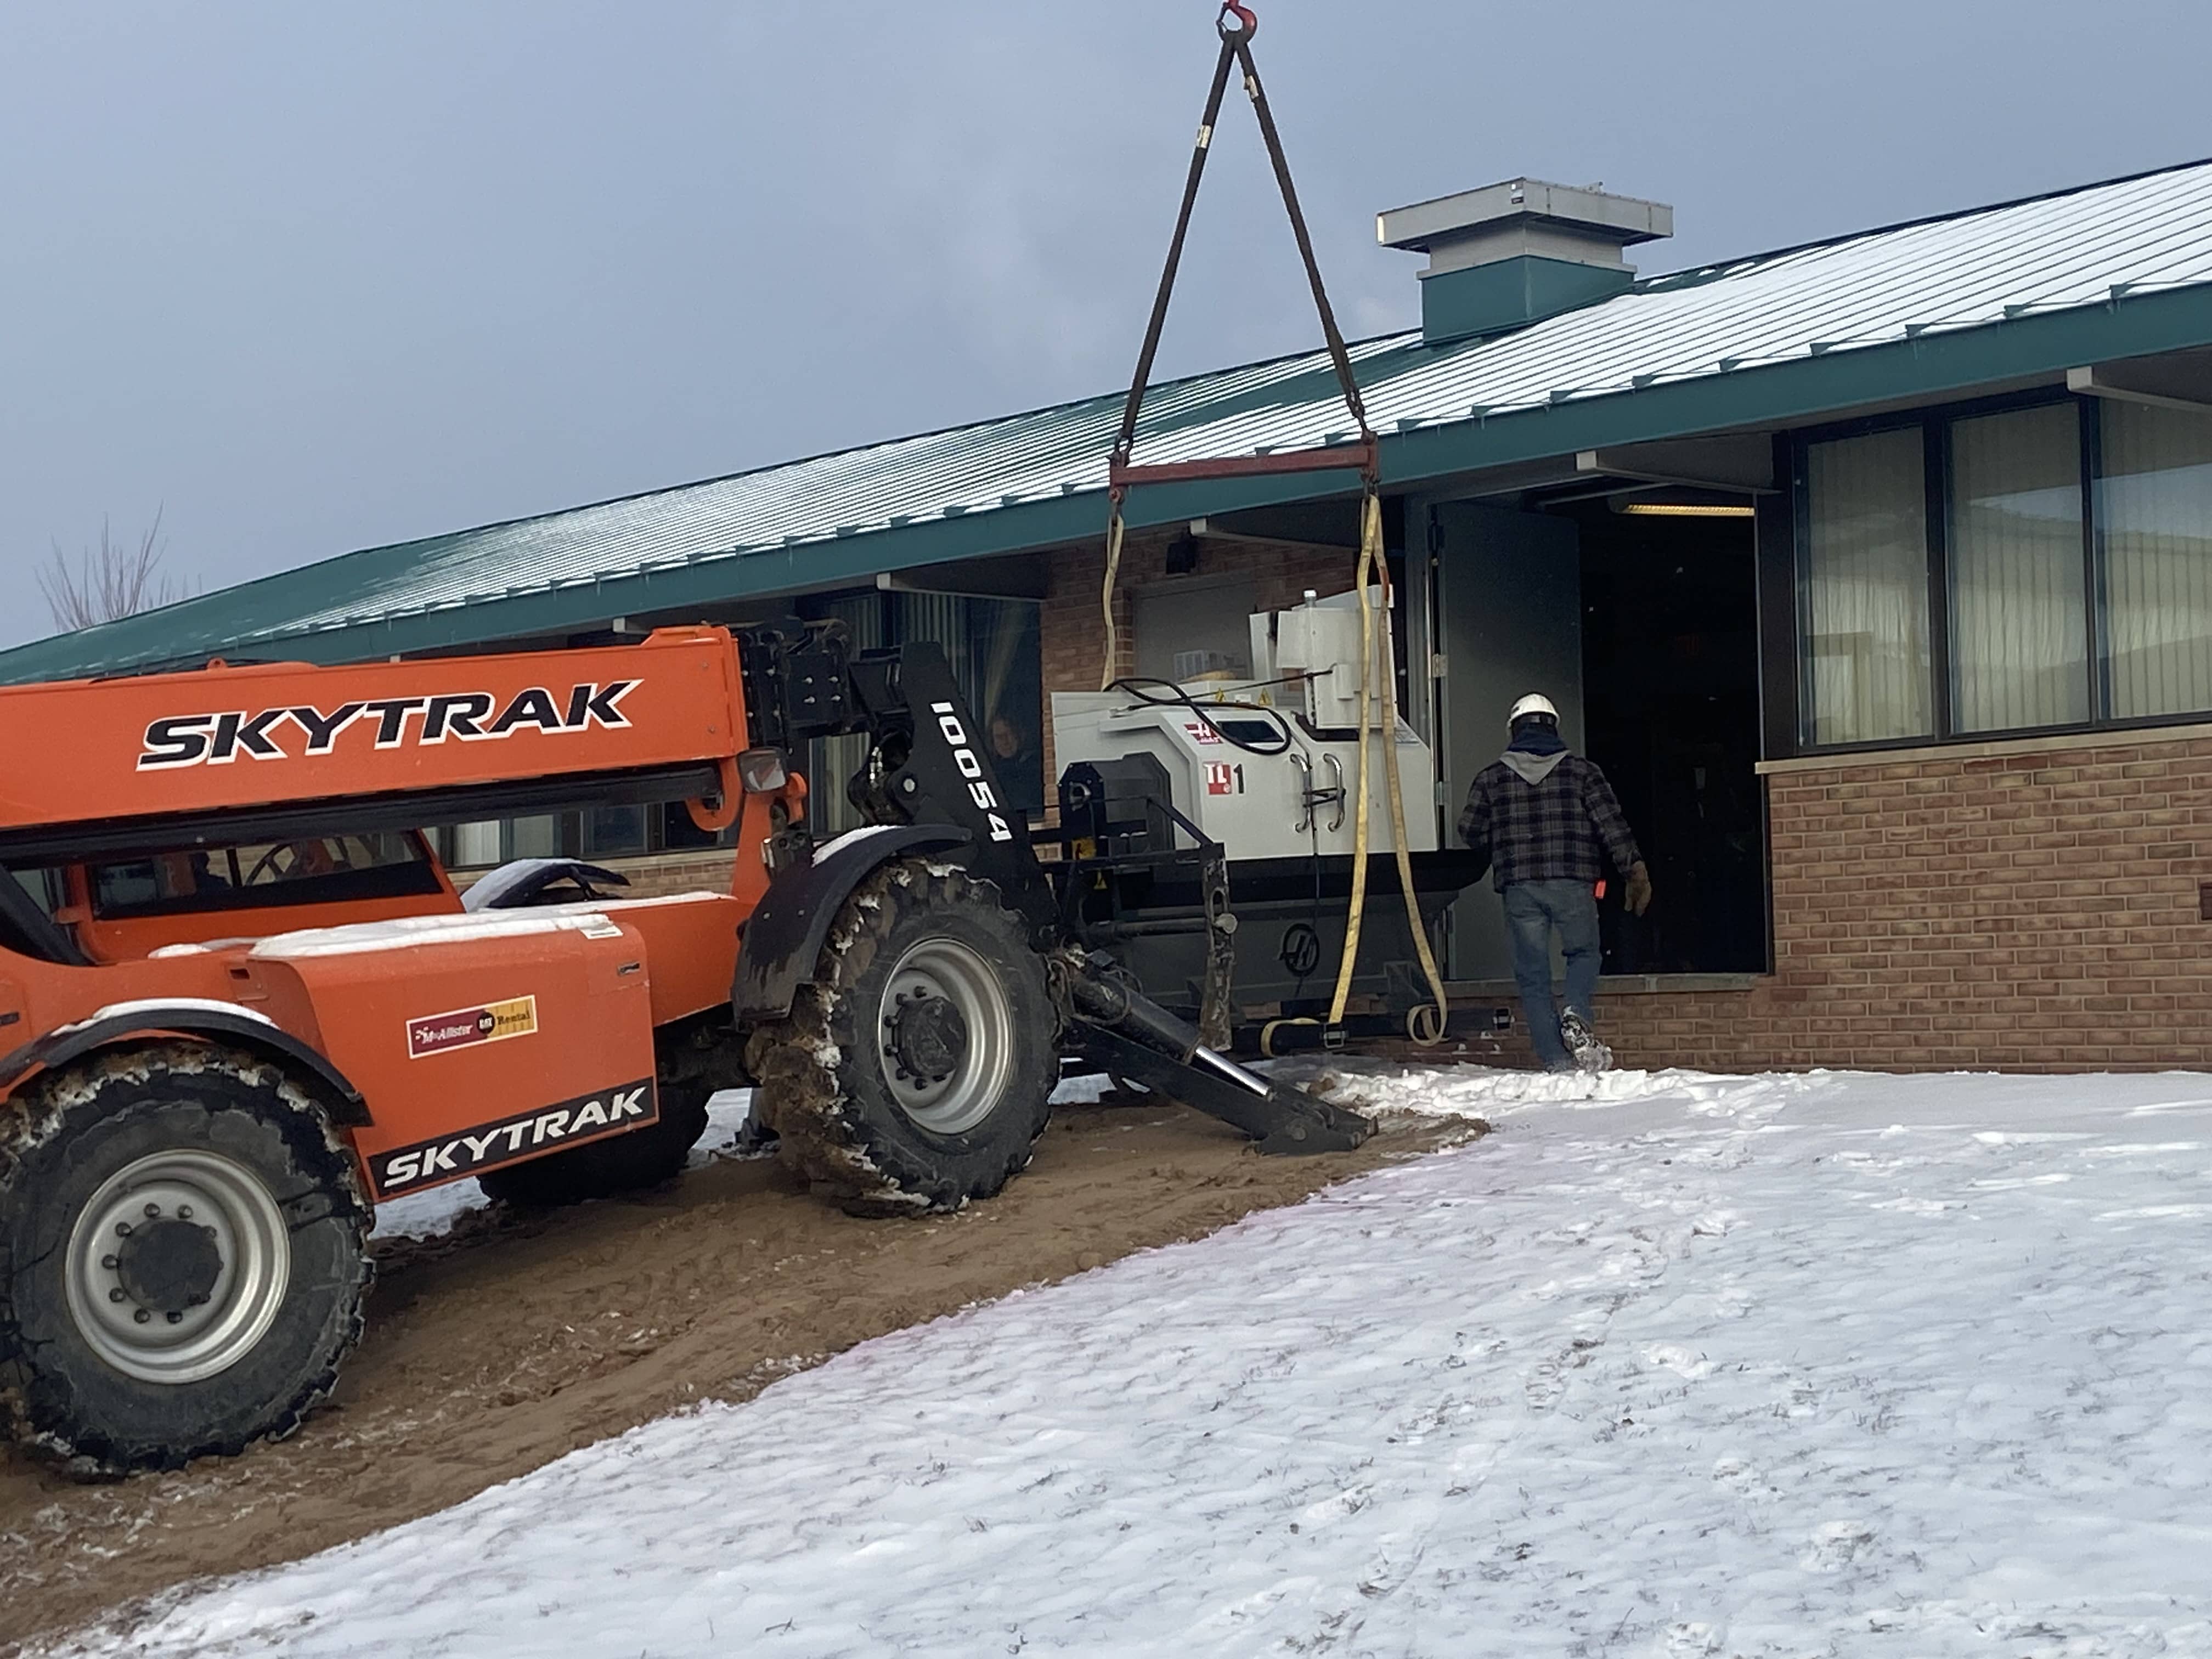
left=929, top=702, right=1014, bottom=844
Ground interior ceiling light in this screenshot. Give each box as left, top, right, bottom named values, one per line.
left=1616, top=502, right=1756, bottom=518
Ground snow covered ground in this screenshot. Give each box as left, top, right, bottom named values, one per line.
left=55, top=1066, right=2212, bottom=1657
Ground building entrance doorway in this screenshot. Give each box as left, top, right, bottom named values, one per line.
left=1571, top=500, right=1764, bottom=974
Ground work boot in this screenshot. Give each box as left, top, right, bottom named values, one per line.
left=1558, top=1011, right=1612, bottom=1074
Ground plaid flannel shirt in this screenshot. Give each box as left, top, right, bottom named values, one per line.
left=1457, top=752, right=1642, bottom=893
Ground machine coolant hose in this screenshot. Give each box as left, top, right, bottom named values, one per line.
left=1323, top=489, right=1451, bottom=1046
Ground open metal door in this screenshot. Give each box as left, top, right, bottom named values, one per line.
left=1430, top=501, right=1584, bottom=979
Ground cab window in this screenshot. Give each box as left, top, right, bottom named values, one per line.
left=91, top=833, right=443, bottom=919
left=9, top=867, right=60, bottom=917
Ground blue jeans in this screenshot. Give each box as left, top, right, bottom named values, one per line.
left=1502, top=879, right=1602, bottom=1070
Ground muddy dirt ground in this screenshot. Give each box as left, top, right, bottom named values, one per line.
left=1, top=1099, right=1474, bottom=1651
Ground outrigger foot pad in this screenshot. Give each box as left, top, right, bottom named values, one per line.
left=1251, top=1087, right=1374, bottom=1155
left=1070, top=1024, right=1374, bottom=1155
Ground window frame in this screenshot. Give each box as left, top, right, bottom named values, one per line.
left=1789, top=407, right=1945, bottom=751
left=1786, top=385, right=2191, bottom=756
left=430, top=803, right=740, bottom=872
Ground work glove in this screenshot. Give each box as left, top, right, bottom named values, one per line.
left=1624, top=861, right=1654, bottom=917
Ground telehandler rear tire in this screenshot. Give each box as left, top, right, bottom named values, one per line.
left=745, top=859, right=1056, bottom=1216
left=0, top=1043, right=370, bottom=1472
left=477, top=1083, right=711, bottom=1207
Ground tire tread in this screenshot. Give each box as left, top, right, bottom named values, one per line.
left=744, top=860, right=1054, bottom=1215
left=0, top=1042, right=370, bottom=1474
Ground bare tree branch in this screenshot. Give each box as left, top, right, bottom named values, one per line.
left=37, top=508, right=193, bottom=631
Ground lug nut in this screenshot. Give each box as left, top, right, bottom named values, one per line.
left=143, top=1203, right=160, bottom=1218
left=133, top=1309, right=150, bottom=1324
left=115, top=1222, right=131, bottom=1237
left=177, top=1205, right=193, bottom=1220
left=101, top=1254, right=118, bottom=1271
left=166, top=1311, right=183, bottom=1324
left=109, top=1288, right=125, bottom=1303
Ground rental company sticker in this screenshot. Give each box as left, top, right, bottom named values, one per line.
left=406, top=995, right=539, bottom=1059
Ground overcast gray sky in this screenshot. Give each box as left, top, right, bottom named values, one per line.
left=4, top=0, right=2206, bottom=650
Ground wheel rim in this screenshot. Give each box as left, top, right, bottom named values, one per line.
left=876, top=935, right=1015, bottom=1136
left=65, top=1148, right=291, bottom=1385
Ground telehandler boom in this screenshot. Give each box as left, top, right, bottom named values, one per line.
left=0, top=622, right=1367, bottom=1470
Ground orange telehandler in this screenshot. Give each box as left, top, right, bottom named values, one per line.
left=0, top=621, right=1368, bottom=1470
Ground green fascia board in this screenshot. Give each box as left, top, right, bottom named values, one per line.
left=8, top=281, right=2212, bottom=685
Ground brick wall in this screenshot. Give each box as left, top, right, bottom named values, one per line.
left=1410, top=726, right=2212, bottom=1075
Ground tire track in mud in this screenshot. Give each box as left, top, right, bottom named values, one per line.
left=0, top=1103, right=1472, bottom=1651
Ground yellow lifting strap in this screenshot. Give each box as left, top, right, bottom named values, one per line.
left=1323, top=487, right=1450, bottom=1046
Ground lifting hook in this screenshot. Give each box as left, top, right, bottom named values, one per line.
left=1216, top=1, right=1257, bottom=41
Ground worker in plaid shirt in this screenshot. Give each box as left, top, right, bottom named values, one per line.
left=1458, top=693, right=1652, bottom=1072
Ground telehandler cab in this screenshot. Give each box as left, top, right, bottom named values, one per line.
left=0, top=622, right=1369, bottom=1470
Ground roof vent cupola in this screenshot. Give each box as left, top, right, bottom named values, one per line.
left=1378, top=178, right=1672, bottom=345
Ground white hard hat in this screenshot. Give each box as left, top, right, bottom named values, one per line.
left=1508, top=692, right=1559, bottom=726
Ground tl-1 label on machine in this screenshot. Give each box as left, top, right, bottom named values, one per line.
left=372, top=1078, right=657, bottom=1195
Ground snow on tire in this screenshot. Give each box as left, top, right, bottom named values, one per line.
left=744, top=859, right=1057, bottom=1216
left=0, top=1042, right=371, bottom=1473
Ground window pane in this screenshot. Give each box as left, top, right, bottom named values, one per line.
left=1949, top=403, right=2087, bottom=732
left=2100, top=400, right=2212, bottom=719
left=583, top=805, right=647, bottom=857
left=452, top=821, right=503, bottom=867
left=1803, top=428, right=1932, bottom=744
left=661, top=801, right=732, bottom=851
left=508, top=815, right=561, bottom=860
left=956, top=597, right=1045, bottom=818
left=91, top=834, right=438, bottom=919
left=10, top=867, right=60, bottom=917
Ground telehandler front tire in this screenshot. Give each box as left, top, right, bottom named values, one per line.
left=745, top=859, right=1057, bottom=1215
left=0, top=1043, right=370, bottom=1472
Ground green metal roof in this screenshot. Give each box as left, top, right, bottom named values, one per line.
left=12, top=155, right=2212, bottom=685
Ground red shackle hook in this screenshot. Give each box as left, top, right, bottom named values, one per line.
left=1217, top=1, right=1257, bottom=42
